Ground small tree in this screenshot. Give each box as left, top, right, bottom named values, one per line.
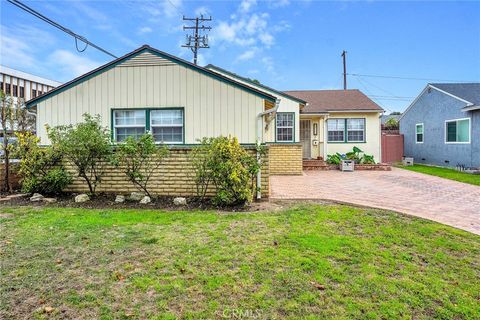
left=384, top=117, right=399, bottom=130
left=13, top=131, right=71, bottom=194
left=48, top=114, right=111, bottom=195
left=113, top=134, right=168, bottom=197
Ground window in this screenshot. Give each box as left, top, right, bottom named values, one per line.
left=13, top=85, right=18, bottom=97
left=150, top=109, right=184, bottom=143
left=347, top=119, right=365, bottom=142
left=19, top=86, right=25, bottom=98
left=416, top=123, right=424, bottom=143
left=445, top=118, right=470, bottom=143
left=327, top=119, right=345, bottom=142
left=32, top=89, right=37, bottom=98
left=276, top=113, right=294, bottom=142
left=5, top=83, right=10, bottom=95
left=113, top=110, right=146, bottom=142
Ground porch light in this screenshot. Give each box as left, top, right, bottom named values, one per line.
left=313, top=123, right=318, bottom=136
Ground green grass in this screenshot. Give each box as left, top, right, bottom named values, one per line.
left=398, top=164, right=480, bottom=186
left=1, top=204, right=479, bottom=319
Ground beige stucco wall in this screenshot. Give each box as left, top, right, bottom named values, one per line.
left=324, top=112, right=382, bottom=162
left=205, top=67, right=302, bottom=143
left=35, top=52, right=266, bottom=145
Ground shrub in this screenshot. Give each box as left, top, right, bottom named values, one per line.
left=13, top=131, right=71, bottom=194
left=47, top=114, right=112, bottom=195
left=112, top=134, right=169, bottom=197
left=326, top=146, right=376, bottom=165
left=192, top=136, right=261, bottom=206
left=384, top=117, right=399, bottom=130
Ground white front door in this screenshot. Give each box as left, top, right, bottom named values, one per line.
left=300, top=120, right=311, bottom=159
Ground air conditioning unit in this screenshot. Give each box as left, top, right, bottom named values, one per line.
left=341, top=160, right=354, bottom=172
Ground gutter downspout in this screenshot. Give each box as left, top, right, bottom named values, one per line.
left=256, top=99, right=281, bottom=200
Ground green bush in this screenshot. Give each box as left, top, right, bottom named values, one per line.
left=13, top=131, right=72, bottom=194
left=47, top=114, right=112, bottom=195
left=112, top=134, right=169, bottom=197
left=326, top=146, right=376, bottom=165
left=192, top=136, right=262, bottom=206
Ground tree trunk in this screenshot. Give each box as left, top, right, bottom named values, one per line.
left=2, top=138, right=9, bottom=192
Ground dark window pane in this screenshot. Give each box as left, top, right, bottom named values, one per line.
left=6, top=83, right=11, bottom=94
left=447, top=122, right=456, bottom=142
left=348, top=130, right=364, bottom=142
left=13, top=85, right=18, bottom=97
left=115, top=127, right=145, bottom=142
left=19, top=87, right=25, bottom=98
left=416, top=133, right=423, bottom=143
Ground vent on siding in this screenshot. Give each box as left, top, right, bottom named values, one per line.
left=118, top=52, right=176, bottom=67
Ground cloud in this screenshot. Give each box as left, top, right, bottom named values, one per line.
left=138, top=26, right=153, bottom=34
left=49, top=50, right=101, bottom=78
left=240, top=0, right=257, bottom=13
left=194, top=6, right=210, bottom=16
left=259, top=32, right=274, bottom=47
left=236, top=49, right=256, bottom=61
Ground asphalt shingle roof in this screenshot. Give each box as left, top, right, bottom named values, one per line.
left=430, top=83, right=480, bottom=105
left=284, top=89, right=383, bottom=113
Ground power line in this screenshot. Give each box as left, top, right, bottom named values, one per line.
left=347, top=73, right=476, bottom=82
left=182, top=15, right=212, bottom=65
left=7, top=0, right=118, bottom=59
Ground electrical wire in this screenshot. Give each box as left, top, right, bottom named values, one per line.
left=347, top=73, right=476, bottom=83
left=7, top=0, right=117, bottom=59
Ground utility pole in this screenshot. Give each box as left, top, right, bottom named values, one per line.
left=341, top=50, right=347, bottom=90
left=182, top=15, right=212, bottom=65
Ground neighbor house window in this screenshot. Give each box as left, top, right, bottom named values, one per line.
left=32, top=89, right=37, bottom=98
left=327, top=119, right=345, bottom=142
left=5, top=84, right=10, bottom=95
left=12, top=85, right=18, bottom=97
left=113, top=110, right=146, bottom=142
left=276, top=113, right=294, bottom=142
left=416, top=123, right=424, bottom=143
left=445, top=118, right=470, bottom=143
left=347, top=119, right=365, bottom=142
left=150, top=109, right=184, bottom=143
left=19, top=86, right=25, bottom=98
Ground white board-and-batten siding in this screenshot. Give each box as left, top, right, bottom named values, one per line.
left=36, top=52, right=265, bottom=144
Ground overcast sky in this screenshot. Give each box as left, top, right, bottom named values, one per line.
left=1, top=0, right=479, bottom=112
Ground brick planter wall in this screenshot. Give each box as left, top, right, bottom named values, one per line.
left=327, top=163, right=391, bottom=171
left=268, top=144, right=303, bottom=175
left=0, top=164, right=21, bottom=191
left=65, top=147, right=270, bottom=198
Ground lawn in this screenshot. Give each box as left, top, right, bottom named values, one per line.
left=1, top=204, right=479, bottom=319
left=398, top=164, right=480, bottom=186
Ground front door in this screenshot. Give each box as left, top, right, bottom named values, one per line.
left=300, top=120, right=311, bottom=159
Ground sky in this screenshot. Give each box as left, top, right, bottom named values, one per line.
left=1, top=0, right=479, bottom=112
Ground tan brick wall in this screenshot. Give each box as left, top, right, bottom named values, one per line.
left=268, top=143, right=303, bottom=175
left=65, top=147, right=270, bottom=198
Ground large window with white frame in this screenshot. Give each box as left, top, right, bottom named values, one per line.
left=113, top=110, right=146, bottom=142
left=415, top=123, right=424, bottom=143
left=276, top=113, right=294, bottom=142
left=445, top=118, right=470, bottom=144
left=346, top=118, right=365, bottom=142
left=150, top=109, right=183, bottom=143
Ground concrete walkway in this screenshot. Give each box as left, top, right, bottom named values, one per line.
left=270, top=168, right=480, bottom=235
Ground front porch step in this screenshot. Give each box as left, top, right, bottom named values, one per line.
left=303, top=159, right=329, bottom=171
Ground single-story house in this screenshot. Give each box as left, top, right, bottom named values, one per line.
left=400, top=83, right=480, bottom=168
left=26, top=45, right=383, bottom=197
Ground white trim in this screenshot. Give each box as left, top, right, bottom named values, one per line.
left=462, top=105, right=480, bottom=112
left=415, top=123, right=424, bottom=144
left=327, top=110, right=382, bottom=113
left=429, top=85, right=473, bottom=105
left=276, top=112, right=294, bottom=142
left=444, top=117, right=471, bottom=144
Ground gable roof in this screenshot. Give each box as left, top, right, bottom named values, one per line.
left=284, top=89, right=383, bottom=113
left=205, top=64, right=307, bottom=105
left=430, top=83, right=480, bottom=105
left=26, top=45, right=276, bottom=108
left=400, top=82, right=480, bottom=121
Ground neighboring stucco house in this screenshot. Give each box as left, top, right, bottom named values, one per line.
left=25, top=45, right=384, bottom=196
left=400, top=83, right=480, bottom=168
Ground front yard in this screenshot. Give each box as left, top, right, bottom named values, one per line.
left=398, top=164, right=480, bottom=186
left=1, top=204, right=479, bottom=319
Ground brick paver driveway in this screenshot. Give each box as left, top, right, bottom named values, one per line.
left=271, top=168, right=480, bottom=235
